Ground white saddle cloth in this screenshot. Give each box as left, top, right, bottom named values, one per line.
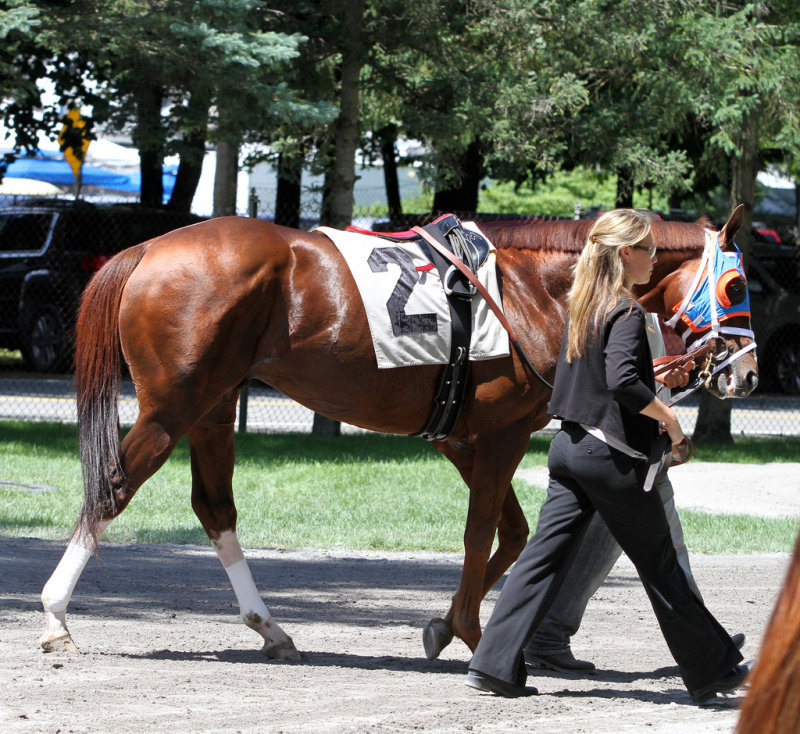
left=316, top=222, right=510, bottom=369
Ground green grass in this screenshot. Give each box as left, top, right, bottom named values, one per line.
left=0, top=421, right=797, bottom=553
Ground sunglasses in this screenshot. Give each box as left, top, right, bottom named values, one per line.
left=632, top=243, right=657, bottom=257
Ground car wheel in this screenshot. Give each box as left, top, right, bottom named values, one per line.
left=21, top=304, right=70, bottom=373
left=773, top=338, right=800, bottom=395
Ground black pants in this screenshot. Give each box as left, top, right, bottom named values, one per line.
left=469, top=423, right=742, bottom=694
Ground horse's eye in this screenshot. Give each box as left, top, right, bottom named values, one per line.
left=725, top=278, right=748, bottom=306
left=715, top=271, right=748, bottom=308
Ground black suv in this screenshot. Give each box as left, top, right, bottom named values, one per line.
left=746, top=243, right=800, bottom=394
left=0, top=200, right=204, bottom=372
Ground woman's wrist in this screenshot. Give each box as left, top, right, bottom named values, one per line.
left=664, top=419, right=684, bottom=445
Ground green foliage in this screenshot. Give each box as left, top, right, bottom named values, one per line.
left=1, top=0, right=334, bottom=167
left=0, top=1, right=39, bottom=38
left=478, top=167, right=670, bottom=217
left=677, top=3, right=800, bottom=159
left=2, top=0, right=800, bottom=227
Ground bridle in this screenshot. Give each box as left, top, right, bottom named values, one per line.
left=662, top=229, right=757, bottom=404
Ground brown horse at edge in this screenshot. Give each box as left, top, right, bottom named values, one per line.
left=39, top=206, right=758, bottom=661
left=737, top=529, right=800, bottom=732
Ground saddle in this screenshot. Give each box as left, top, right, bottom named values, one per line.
left=347, top=214, right=492, bottom=441
left=348, top=213, right=491, bottom=297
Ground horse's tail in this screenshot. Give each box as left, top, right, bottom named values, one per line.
left=75, top=244, right=147, bottom=548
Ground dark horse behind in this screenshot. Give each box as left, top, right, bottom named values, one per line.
left=40, top=206, right=758, bottom=661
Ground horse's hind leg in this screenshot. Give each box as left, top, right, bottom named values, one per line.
left=39, top=524, right=109, bottom=652
left=423, top=487, right=529, bottom=659
left=424, top=427, right=531, bottom=658
left=40, top=417, right=178, bottom=652
left=188, top=390, right=299, bottom=662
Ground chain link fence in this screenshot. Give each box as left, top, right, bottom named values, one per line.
left=1, top=188, right=799, bottom=436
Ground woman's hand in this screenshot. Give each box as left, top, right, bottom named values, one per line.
left=671, top=436, right=695, bottom=465
left=655, top=360, right=695, bottom=390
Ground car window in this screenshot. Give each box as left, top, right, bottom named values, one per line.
left=55, top=212, right=123, bottom=254
left=0, top=212, right=53, bottom=253
left=55, top=210, right=194, bottom=253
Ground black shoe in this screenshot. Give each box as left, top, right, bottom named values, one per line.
left=731, top=632, right=746, bottom=650
left=524, top=649, right=596, bottom=674
left=689, top=663, right=750, bottom=705
left=465, top=670, right=538, bottom=698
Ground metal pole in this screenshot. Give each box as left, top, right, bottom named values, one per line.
left=238, top=380, right=250, bottom=433
left=248, top=187, right=259, bottom=218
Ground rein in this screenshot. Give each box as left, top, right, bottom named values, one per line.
left=653, top=344, right=714, bottom=406
left=413, top=224, right=756, bottom=405
left=652, top=343, right=713, bottom=378
left=411, top=226, right=554, bottom=390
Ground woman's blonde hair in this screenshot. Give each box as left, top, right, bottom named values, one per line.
left=566, top=209, right=652, bottom=362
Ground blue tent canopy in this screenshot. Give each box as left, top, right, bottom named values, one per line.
left=109, top=169, right=177, bottom=195
left=2, top=152, right=176, bottom=197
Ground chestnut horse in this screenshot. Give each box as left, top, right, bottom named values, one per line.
left=737, top=531, right=800, bottom=732
left=40, top=206, right=758, bottom=661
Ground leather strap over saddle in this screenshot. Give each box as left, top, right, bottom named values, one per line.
left=348, top=214, right=489, bottom=441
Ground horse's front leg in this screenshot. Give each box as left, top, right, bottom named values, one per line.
left=188, top=392, right=299, bottom=662
left=424, top=430, right=530, bottom=659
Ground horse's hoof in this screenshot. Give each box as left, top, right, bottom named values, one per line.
left=40, top=633, right=79, bottom=653
left=261, top=638, right=301, bottom=662
left=423, top=617, right=454, bottom=660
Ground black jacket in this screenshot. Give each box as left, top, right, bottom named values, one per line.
left=548, top=299, right=658, bottom=455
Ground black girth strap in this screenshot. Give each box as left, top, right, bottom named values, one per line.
left=413, top=225, right=554, bottom=394
left=411, top=218, right=474, bottom=441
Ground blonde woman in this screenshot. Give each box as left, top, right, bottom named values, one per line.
left=465, top=209, right=747, bottom=704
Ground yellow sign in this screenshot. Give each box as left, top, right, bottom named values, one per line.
left=58, top=108, right=92, bottom=180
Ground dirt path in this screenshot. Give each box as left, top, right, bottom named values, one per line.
left=0, top=538, right=789, bottom=733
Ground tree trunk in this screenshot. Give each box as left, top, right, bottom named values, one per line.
left=378, top=124, right=402, bottom=225
left=167, top=136, right=205, bottom=212
left=135, top=84, right=164, bottom=208
left=615, top=166, right=635, bottom=208
left=432, top=138, right=483, bottom=215
left=314, top=0, right=365, bottom=436
left=167, top=91, right=209, bottom=212
left=694, top=112, right=759, bottom=446
left=312, top=413, right=342, bottom=437
left=668, top=191, right=683, bottom=210
left=729, top=113, right=759, bottom=264
left=275, top=148, right=303, bottom=228
left=795, top=180, right=800, bottom=237
left=213, top=140, right=238, bottom=218
left=319, top=0, right=364, bottom=231
left=692, top=391, right=734, bottom=445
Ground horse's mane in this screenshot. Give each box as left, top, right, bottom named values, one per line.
left=481, top=217, right=712, bottom=252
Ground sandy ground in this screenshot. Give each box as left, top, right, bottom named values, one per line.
left=2, top=463, right=799, bottom=734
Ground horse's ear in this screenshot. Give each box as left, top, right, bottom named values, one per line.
left=719, top=204, right=745, bottom=248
